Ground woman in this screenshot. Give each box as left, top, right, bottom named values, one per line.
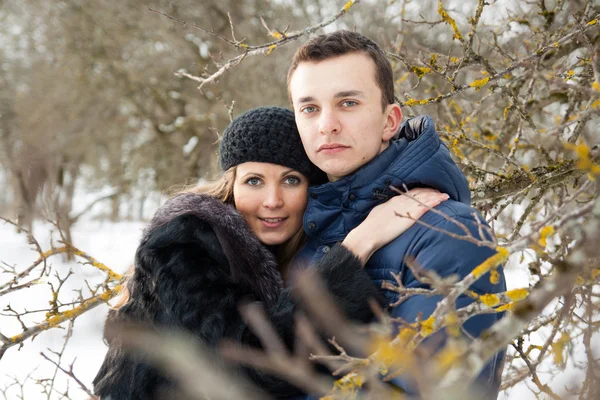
left=93, top=107, right=447, bottom=399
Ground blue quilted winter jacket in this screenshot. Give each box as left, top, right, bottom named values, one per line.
left=295, top=116, right=506, bottom=399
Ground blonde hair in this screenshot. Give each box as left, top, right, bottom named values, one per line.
left=113, top=166, right=306, bottom=309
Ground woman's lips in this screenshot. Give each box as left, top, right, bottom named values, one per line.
left=259, top=217, right=288, bottom=228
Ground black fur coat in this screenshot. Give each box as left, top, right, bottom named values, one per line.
left=93, top=193, right=382, bottom=399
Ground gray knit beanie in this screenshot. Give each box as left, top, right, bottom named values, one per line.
left=219, top=106, right=325, bottom=184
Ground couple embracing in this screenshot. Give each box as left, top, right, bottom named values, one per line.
left=94, top=30, right=506, bottom=399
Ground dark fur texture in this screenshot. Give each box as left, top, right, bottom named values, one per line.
left=93, top=193, right=381, bottom=399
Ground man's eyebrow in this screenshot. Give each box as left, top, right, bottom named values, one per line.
left=296, top=91, right=365, bottom=103
left=296, top=95, right=315, bottom=104
left=335, top=90, right=365, bottom=98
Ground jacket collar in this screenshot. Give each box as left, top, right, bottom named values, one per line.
left=303, top=115, right=471, bottom=243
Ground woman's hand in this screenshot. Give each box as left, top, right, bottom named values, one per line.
left=342, top=188, right=449, bottom=265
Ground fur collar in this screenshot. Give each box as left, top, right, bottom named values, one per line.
left=143, top=192, right=283, bottom=308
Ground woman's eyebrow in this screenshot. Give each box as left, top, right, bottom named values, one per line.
left=240, top=172, right=264, bottom=179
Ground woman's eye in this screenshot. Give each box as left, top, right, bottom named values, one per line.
left=284, top=176, right=301, bottom=185
left=245, top=178, right=262, bottom=186
left=301, top=106, right=317, bottom=114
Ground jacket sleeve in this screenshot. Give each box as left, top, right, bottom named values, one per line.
left=315, top=243, right=387, bottom=322
left=388, top=214, right=506, bottom=398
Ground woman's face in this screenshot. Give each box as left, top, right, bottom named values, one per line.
left=233, top=162, right=309, bottom=246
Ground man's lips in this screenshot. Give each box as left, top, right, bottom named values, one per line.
left=317, top=143, right=350, bottom=153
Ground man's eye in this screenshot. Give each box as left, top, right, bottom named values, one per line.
left=342, top=100, right=357, bottom=107
left=284, top=176, right=301, bottom=185
left=301, top=106, right=317, bottom=114
left=245, top=178, right=262, bottom=186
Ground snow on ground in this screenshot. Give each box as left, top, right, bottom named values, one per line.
left=0, top=217, right=595, bottom=399
left=0, top=219, right=145, bottom=399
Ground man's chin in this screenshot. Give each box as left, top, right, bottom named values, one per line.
left=315, top=162, right=352, bottom=182
left=322, top=166, right=359, bottom=182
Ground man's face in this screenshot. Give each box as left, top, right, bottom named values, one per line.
left=289, top=52, right=401, bottom=182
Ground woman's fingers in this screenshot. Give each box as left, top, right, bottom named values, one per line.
left=394, top=191, right=448, bottom=206
left=392, top=192, right=449, bottom=219
left=405, top=187, right=440, bottom=197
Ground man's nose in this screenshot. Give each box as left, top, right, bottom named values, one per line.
left=318, top=109, right=341, bottom=135
left=262, top=186, right=284, bottom=209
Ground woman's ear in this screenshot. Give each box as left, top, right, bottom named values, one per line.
left=382, top=104, right=403, bottom=142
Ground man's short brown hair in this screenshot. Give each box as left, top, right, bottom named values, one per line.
left=287, top=30, right=395, bottom=110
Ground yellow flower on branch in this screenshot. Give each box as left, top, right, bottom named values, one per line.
left=266, top=44, right=277, bottom=55
left=435, top=341, right=464, bottom=373
left=496, top=303, right=514, bottom=312
left=371, top=336, right=397, bottom=366
left=404, top=98, right=430, bottom=106
left=449, top=100, right=463, bottom=115
left=411, top=66, right=432, bottom=78
left=490, top=268, right=501, bottom=284
left=397, top=326, right=418, bottom=346
left=564, top=70, right=575, bottom=81
left=480, top=294, right=500, bottom=307
left=471, top=247, right=510, bottom=279
left=445, top=312, right=461, bottom=337
left=429, top=53, right=438, bottom=68
left=334, top=371, right=364, bottom=392
left=10, top=285, right=121, bottom=343
left=469, top=77, right=490, bottom=91
left=396, top=72, right=410, bottom=84
left=438, top=1, right=464, bottom=41
left=506, top=288, right=529, bottom=301
left=565, top=143, right=600, bottom=180
left=551, top=333, right=570, bottom=365
left=538, top=225, right=555, bottom=248
left=420, top=315, right=436, bottom=337
left=450, top=138, right=466, bottom=160
left=343, top=0, right=355, bottom=12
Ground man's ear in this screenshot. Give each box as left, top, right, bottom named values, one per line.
left=382, top=104, right=403, bottom=142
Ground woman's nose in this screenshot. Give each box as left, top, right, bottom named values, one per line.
left=262, top=186, right=284, bottom=209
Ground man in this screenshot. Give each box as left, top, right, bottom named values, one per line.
left=287, top=30, right=506, bottom=398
